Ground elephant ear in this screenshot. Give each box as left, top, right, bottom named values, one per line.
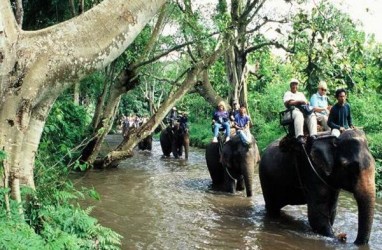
left=221, top=142, right=233, bottom=168
left=310, top=138, right=336, bottom=176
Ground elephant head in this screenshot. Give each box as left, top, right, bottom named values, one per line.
left=206, top=134, right=260, bottom=197
left=259, top=129, right=375, bottom=245
left=160, top=125, right=189, bottom=159
left=138, top=134, right=153, bottom=151
left=309, top=129, right=375, bottom=245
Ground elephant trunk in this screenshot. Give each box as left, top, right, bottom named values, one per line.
left=184, top=135, right=189, bottom=160
left=353, top=168, right=376, bottom=245
left=242, top=157, right=254, bottom=197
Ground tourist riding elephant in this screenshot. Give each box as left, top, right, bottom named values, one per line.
left=259, top=129, right=375, bottom=245
left=160, top=124, right=189, bottom=159
left=205, top=133, right=260, bottom=197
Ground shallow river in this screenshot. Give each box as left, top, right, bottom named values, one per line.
left=73, top=135, right=382, bottom=250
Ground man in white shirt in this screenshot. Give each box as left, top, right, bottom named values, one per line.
left=283, top=78, right=317, bottom=144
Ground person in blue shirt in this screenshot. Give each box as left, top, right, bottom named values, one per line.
left=233, top=106, right=251, bottom=146
left=310, top=81, right=331, bottom=131
left=328, top=88, right=354, bottom=137
left=212, top=101, right=231, bottom=143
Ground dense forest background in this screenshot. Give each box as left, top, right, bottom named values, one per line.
left=1, top=0, right=381, bottom=248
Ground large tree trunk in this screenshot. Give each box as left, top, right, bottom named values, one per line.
left=0, top=0, right=166, bottom=202
left=81, top=5, right=168, bottom=165
left=100, top=65, right=205, bottom=168
left=99, top=39, right=225, bottom=167
left=80, top=68, right=136, bottom=164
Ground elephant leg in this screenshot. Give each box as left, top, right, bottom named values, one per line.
left=147, top=137, right=152, bottom=151
left=307, top=189, right=339, bottom=237
left=260, top=182, right=284, bottom=216
left=172, top=142, right=179, bottom=158
left=178, top=143, right=183, bottom=156
left=307, top=203, right=335, bottom=237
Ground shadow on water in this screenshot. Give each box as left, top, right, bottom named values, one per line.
left=73, top=138, right=382, bottom=250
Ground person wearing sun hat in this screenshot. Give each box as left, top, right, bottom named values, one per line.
left=283, top=78, right=317, bottom=144
left=310, top=81, right=331, bottom=131
left=211, top=101, right=231, bottom=143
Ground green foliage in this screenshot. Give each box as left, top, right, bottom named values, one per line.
left=249, top=75, right=288, bottom=151
left=0, top=219, right=45, bottom=249
left=38, top=95, right=92, bottom=170
left=350, top=91, right=382, bottom=133
left=22, top=0, right=98, bottom=30
left=368, top=133, right=382, bottom=197
left=177, top=93, right=212, bottom=121
left=210, top=59, right=232, bottom=96
left=189, top=119, right=214, bottom=148
left=213, top=0, right=231, bottom=31
left=0, top=184, right=121, bottom=249
left=39, top=204, right=122, bottom=249
left=289, top=1, right=366, bottom=94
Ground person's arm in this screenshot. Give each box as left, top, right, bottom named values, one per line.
left=222, top=111, right=230, bottom=122
left=247, top=116, right=253, bottom=128
left=212, top=111, right=217, bottom=123
left=283, top=92, right=307, bottom=107
left=212, top=111, right=219, bottom=123
left=244, top=115, right=251, bottom=129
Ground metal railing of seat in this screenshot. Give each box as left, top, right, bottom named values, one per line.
left=279, top=107, right=295, bottom=136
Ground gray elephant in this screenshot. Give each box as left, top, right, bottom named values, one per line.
left=138, top=134, right=153, bottom=151
left=259, top=129, right=375, bottom=245
left=205, top=133, right=260, bottom=197
left=160, top=124, right=189, bottom=159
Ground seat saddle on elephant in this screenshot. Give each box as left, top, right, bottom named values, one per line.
left=280, top=120, right=332, bottom=150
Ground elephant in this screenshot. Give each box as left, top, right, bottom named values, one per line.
left=160, top=124, right=189, bottom=159
left=259, top=129, right=375, bottom=245
left=138, top=134, right=153, bottom=151
left=205, top=133, right=260, bottom=197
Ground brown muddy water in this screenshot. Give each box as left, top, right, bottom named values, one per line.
left=72, top=134, right=382, bottom=250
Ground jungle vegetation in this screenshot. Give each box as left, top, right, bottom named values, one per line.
left=1, top=0, right=381, bottom=248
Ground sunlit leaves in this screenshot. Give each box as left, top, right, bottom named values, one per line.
left=288, top=1, right=367, bottom=93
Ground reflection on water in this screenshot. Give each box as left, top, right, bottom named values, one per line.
left=73, top=139, right=382, bottom=250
